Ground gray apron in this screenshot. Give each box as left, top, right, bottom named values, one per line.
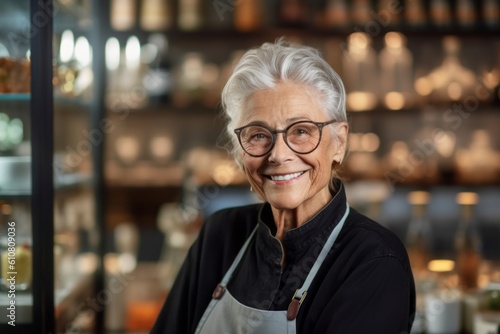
left=195, top=204, right=350, bottom=334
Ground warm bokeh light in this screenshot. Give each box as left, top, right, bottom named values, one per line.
left=456, top=192, right=479, bottom=205
left=361, top=133, right=380, bottom=152
left=349, top=133, right=361, bottom=151
left=150, top=136, right=174, bottom=160
left=385, top=91, right=406, bottom=110
left=414, top=77, right=433, bottom=96
left=435, top=130, right=456, bottom=158
left=447, top=81, right=462, bottom=100
left=346, top=91, right=377, bottom=111
left=428, top=259, right=455, bottom=273
left=212, top=163, right=236, bottom=186
left=347, top=32, right=370, bottom=49
left=116, top=136, right=140, bottom=163
left=408, top=191, right=430, bottom=205
left=384, top=32, right=405, bottom=49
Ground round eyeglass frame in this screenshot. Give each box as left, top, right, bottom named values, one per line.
left=234, top=119, right=337, bottom=157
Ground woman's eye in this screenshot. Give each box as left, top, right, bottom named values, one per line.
left=249, top=132, right=270, bottom=141
left=291, top=127, right=309, bottom=136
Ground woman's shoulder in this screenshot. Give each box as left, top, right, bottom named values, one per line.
left=341, top=207, right=412, bottom=272
left=199, top=203, right=263, bottom=246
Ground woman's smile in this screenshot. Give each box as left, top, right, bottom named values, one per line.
left=265, top=171, right=306, bottom=182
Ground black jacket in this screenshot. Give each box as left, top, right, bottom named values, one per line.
left=151, top=185, right=416, bottom=333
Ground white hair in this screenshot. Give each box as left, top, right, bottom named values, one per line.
left=220, top=37, right=347, bottom=165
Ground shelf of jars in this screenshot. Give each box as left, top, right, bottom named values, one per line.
left=107, top=0, right=500, bottom=34
left=101, top=21, right=500, bottom=114
left=100, top=1, right=500, bottom=192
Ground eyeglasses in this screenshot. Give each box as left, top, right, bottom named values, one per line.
left=234, top=120, right=337, bottom=157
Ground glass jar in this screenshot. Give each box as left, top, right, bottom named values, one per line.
left=474, top=281, right=500, bottom=333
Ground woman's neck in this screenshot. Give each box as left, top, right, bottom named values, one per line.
left=271, top=190, right=334, bottom=242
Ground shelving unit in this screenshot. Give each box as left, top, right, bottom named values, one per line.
left=0, top=0, right=105, bottom=332
left=4, top=0, right=498, bottom=332
left=99, top=3, right=500, bottom=332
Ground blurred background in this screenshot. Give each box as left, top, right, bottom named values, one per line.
left=1, top=0, right=500, bottom=333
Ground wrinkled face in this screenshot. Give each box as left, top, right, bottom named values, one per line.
left=238, top=83, right=347, bottom=212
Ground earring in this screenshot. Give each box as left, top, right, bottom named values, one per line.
left=250, top=186, right=253, bottom=192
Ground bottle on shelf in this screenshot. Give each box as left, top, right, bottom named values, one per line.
left=404, top=0, right=426, bottom=27
left=379, top=32, right=414, bottom=110
left=429, top=0, right=452, bottom=28
left=425, top=259, right=462, bottom=334
left=483, top=0, right=500, bottom=29
left=405, top=191, right=433, bottom=279
left=414, top=36, right=478, bottom=103
left=350, top=0, right=373, bottom=26
left=140, top=0, right=172, bottom=31
left=234, top=0, right=262, bottom=32
left=178, top=0, right=203, bottom=31
left=342, top=32, right=378, bottom=112
left=454, top=191, right=482, bottom=292
left=455, top=0, right=476, bottom=28
left=376, top=0, right=403, bottom=28
left=143, top=33, right=172, bottom=106
left=404, top=191, right=434, bottom=333
left=110, top=0, right=136, bottom=31
left=321, top=0, right=349, bottom=29
left=277, top=0, right=309, bottom=27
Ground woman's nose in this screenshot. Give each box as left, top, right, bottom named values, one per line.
left=268, top=133, right=294, bottom=163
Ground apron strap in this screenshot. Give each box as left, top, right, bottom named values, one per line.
left=220, top=223, right=260, bottom=286
left=287, top=204, right=350, bottom=320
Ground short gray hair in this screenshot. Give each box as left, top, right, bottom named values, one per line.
left=220, top=37, right=347, bottom=165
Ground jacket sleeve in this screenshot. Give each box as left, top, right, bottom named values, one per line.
left=316, top=256, right=414, bottom=334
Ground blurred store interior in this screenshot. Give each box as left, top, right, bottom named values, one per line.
left=1, top=0, right=500, bottom=333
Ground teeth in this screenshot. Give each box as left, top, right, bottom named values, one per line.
left=270, top=172, right=304, bottom=181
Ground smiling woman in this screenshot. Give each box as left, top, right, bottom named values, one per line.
left=151, top=38, right=416, bottom=334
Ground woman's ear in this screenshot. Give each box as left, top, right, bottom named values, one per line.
left=333, top=122, right=349, bottom=164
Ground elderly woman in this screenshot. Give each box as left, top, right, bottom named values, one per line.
left=151, top=39, right=415, bottom=334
